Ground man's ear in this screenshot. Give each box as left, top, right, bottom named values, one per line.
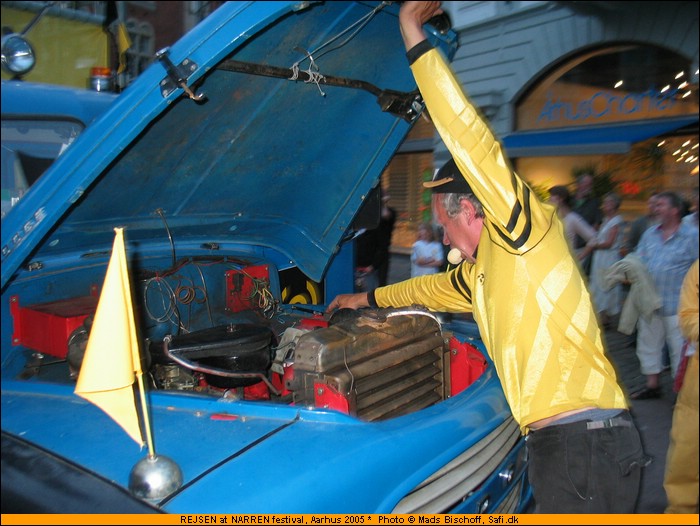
left=460, top=197, right=476, bottom=223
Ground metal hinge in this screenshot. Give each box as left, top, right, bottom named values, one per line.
left=156, top=47, right=205, bottom=101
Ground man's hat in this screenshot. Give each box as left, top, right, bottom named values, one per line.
left=423, top=158, right=473, bottom=194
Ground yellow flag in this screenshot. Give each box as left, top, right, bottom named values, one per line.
left=75, top=228, right=144, bottom=446
left=116, top=23, right=132, bottom=74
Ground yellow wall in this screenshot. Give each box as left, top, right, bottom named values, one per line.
left=1, top=7, right=109, bottom=88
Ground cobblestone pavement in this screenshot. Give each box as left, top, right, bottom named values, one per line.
left=388, top=254, right=675, bottom=513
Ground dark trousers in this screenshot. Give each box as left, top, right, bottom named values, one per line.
left=526, top=411, right=648, bottom=513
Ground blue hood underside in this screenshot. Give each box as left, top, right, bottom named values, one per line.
left=1, top=1, right=457, bottom=286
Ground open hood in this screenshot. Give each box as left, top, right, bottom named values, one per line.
left=1, top=1, right=457, bottom=288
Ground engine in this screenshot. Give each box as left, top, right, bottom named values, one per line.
left=9, top=262, right=487, bottom=422
left=289, top=309, right=448, bottom=421
left=144, top=307, right=452, bottom=421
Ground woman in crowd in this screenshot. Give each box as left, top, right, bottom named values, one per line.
left=549, top=185, right=597, bottom=261
left=583, top=192, right=625, bottom=327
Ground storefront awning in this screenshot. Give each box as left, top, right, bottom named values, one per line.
left=502, top=115, right=698, bottom=157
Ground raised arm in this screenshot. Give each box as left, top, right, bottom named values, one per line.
left=399, top=1, right=443, bottom=51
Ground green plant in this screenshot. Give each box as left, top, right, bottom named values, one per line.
left=524, top=178, right=551, bottom=202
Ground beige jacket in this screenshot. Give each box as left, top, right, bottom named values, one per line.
left=604, top=254, right=661, bottom=334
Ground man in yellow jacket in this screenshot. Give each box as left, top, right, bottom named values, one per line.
left=328, top=1, right=648, bottom=513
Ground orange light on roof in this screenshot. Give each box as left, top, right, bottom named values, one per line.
left=90, top=66, right=112, bottom=77
left=89, top=67, right=113, bottom=92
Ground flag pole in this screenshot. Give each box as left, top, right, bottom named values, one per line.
left=114, top=225, right=155, bottom=458
left=115, top=226, right=182, bottom=499
left=135, top=372, right=156, bottom=457
left=75, top=227, right=182, bottom=499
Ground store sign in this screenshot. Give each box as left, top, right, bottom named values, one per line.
left=537, top=87, right=683, bottom=125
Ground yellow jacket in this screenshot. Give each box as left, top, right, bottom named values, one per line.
left=678, top=259, right=699, bottom=348
left=374, top=46, right=627, bottom=432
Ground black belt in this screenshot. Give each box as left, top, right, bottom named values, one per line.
left=530, top=412, right=633, bottom=433
left=586, top=416, right=633, bottom=430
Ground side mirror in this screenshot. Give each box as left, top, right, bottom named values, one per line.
left=1, top=33, right=36, bottom=77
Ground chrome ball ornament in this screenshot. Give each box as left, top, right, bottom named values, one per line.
left=129, top=454, right=183, bottom=501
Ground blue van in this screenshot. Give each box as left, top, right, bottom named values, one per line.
left=1, top=1, right=531, bottom=514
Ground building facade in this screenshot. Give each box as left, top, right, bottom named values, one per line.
left=3, top=1, right=696, bottom=251
left=387, top=0, right=698, bottom=250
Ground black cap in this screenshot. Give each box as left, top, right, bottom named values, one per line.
left=423, top=158, right=473, bottom=194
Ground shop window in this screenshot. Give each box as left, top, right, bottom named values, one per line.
left=381, top=117, right=442, bottom=250
left=382, top=152, right=436, bottom=251
left=512, top=44, right=698, bottom=212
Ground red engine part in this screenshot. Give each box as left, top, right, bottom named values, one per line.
left=243, top=380, right=271, bottom=400
left=298, top=315, right=329, bottom=329
left=271, top=369, right=293, bottom=397
left=225, top=265, right=270, bottom=312
left=198, top=376, right=271, bottom=400
left=314, top=381, right=350, bottom=414
left=10, top=294, right=98, bottom=359
left=449, top=336, right=488, bottom=396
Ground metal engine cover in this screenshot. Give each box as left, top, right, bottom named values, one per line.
left=290, top=309, right=449, bottom=421
left=161, top=324, right=274, bottom=388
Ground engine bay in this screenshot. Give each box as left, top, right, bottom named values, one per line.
left=9, top=258, right=488, bottom=422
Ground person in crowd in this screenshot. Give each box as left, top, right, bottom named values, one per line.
left=632, top=191, right=699, bottom=399
left=328, top=1, right=647, bottom=513
left=582, top=192, right=625, bottom=328
left=573, top=173, right=602, bottom=231
left=354, top=227, right=380, bottom=292
left=663, top=259, right=698, bottom=513
left=376, top=192, right=397, bottom=286
left=548, top=185, right=596, bottom=261
left=620, top=193, right=659, bottom=258
left=572, top=173, right=602, bottom=274
left=410, top=222, right=444, bottom=277
left=354, top=189, right=396, bottom=291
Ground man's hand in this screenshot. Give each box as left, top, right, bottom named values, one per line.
left=399, top=1, right=443, bottom=51
left=326, top=293, right=370, bottom=313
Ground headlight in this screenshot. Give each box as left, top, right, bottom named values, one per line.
left=1, top=33, right=36, bottom=76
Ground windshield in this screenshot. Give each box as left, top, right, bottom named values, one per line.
left=1, top=117, right=83, bottom=219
